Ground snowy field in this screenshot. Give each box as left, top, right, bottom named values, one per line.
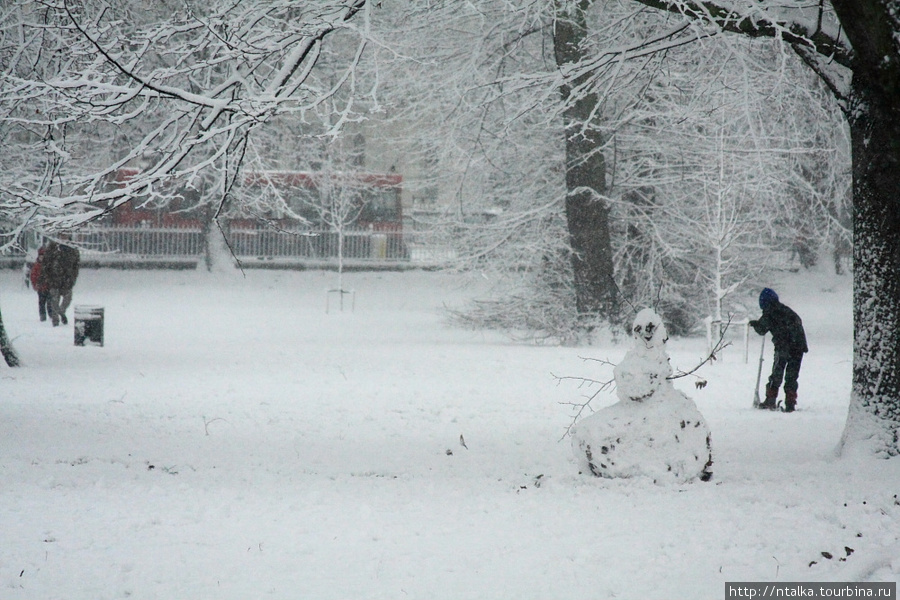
left=1, top=264, right=898, bottom=600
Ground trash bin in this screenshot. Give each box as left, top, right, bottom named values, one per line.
left=74, top=305, right=104, bottom=347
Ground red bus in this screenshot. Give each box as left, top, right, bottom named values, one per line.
left=104, top=167, right=206, bottom=228
left=236, top=170, right=403, bottom=232
left=106, top=168, right=402, bottom=230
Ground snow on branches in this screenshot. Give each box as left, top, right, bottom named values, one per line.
left=0, top=0, right=369, bottom=243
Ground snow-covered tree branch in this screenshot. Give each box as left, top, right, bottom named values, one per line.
left=0, top=0, right=369, bottom=244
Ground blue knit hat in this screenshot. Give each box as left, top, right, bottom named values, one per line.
left=759, top=288, right=779, bottom=309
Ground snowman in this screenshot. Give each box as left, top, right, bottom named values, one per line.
left=570, top=308, right=713, bottom=483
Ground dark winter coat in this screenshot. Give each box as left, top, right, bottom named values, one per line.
left=42, top=242, right=80, bottom=291
left=750, top=300, right=808, bottom=356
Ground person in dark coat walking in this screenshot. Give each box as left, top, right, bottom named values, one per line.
left=43, top=234, right=80, bottom=327
left=749, top=288, right=808, bottom=412
left=29, top=246, right=53, bottom=322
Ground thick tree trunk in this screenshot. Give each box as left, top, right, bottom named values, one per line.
left=828, top=0, right=900, bottom=456
left=553, top=1, right=618, bottom=323
left=561, top=106, right=617, bottom=321
left=838, top=77, right=900, bottom=456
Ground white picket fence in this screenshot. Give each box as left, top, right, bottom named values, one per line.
left=227, top=226, right=408, bottom=261
left=56, top=224, right=449, bottom=267
left=77, top=225, right=205, bottom=258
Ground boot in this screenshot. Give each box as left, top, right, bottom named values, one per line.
left=783, top=391, right=797, bottom=413
left=759, top=387, right=778, bottom=410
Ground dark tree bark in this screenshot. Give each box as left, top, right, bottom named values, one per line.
left=553, top=1, right=618, bottom=324
left=627, top=0, right=900, bottom=455
left=0, top=303, right=21, bottom=367
left=829, top=0, right=900, bottom=455
left=840, top=80, right=900, bottom=454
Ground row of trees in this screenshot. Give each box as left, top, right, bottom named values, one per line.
left=369, top=1, right=848, bottom=336
left=1, top=0, right=898, bottom=457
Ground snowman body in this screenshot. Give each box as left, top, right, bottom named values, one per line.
left=571, top=309, right=713, bottom=483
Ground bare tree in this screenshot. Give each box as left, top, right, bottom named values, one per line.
left=607, top=35, right=846, bottom=331
left=312, top=165, right=367, bottom=297
left=372, top=1, right=719, bottom=339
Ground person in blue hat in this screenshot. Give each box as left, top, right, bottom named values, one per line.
left=749, top=288, right=808, bottom=412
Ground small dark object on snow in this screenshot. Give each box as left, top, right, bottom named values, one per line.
left=821, top=551, right=833, bottom=560
left=445, top=449, right=453, bottom=456
left=695, top=380, right=707, bottom=389
left=845, top=547, right=854, bottom=557
left=74, top=305, right=104, bottom=347
left=809, top=561, right=818, bottom=567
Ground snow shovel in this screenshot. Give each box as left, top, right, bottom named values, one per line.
left=752, top=334, right=766, bottom=408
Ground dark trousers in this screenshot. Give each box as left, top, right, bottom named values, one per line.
left=49, top=287, right=73, bottom=325
left=37, top=290, right=52, bottom=321
left=767, top=350, right=803, bottom=394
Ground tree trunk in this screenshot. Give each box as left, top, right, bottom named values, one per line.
left=838, top=76, right=900, bottom=456
left=553, top=1, right=618, bottom=323
left=202, top=220, right=238, bottom=274
left=0, top=302, right=21, bottom=367
left=825, top=0, right=900, bottom=456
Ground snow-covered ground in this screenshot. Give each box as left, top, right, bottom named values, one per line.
left=1, top=264, right=897, bottom=599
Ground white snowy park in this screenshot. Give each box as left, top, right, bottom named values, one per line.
left=4, top=1, right=900, bottom=599
left=1, top=263, right=898, bottom=600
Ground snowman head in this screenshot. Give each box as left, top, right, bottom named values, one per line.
left=632, top=308, right=668, bottom=349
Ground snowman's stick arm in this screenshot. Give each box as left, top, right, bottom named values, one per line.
left=669, top=315, right=734, bottom=381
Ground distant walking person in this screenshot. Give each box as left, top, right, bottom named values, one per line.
left=43, top=234, right=80, bottom=327
left=749, top=288, right=808, bottom=412
left=29, top=246, right=53, bottom=322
